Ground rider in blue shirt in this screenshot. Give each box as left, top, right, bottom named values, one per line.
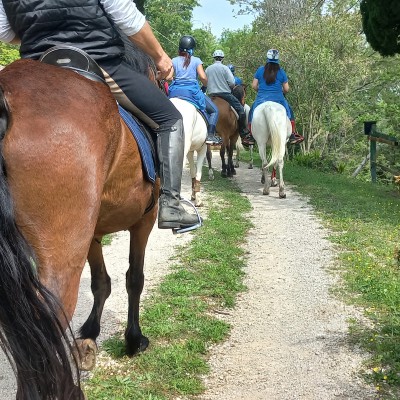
left=227, top=64, right=243, bottom=86
left=250, top=49, right=304, bottom=145
left=169, top=35, right=221, bottom=145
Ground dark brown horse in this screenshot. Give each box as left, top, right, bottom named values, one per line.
left=210, top=96, right=240, bottom=178
left=0, top=58, right=159, bottom=398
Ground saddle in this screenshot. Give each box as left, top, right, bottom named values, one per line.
left=210, top=95, right=239, bottom=120
left=40, top=45, right=157, bottom=184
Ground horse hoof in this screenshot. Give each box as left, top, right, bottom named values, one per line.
left=72, top=338, right=97, bottom=371
left=279, top=193, right=287, bottom=199
left=126, top=335, right=149, bottom=356
left=248, top=165, right=253, bottom=169
left=263, top=190, right=269, bottom=196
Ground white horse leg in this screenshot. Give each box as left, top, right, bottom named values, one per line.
left=193, top=145, right=207, bottom=207
left=277, top=158, right=285, bottom=198
left=258, top=144, right=270, bottom=195
left=186, top=151, right=197, bottom=201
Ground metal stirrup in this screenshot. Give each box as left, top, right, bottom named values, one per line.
left=172, top=198, right=203, bottom=234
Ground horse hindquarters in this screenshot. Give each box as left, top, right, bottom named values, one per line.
left=252, top=103, right=288, bottom=197
left=0, top=85, right=83, bottom=399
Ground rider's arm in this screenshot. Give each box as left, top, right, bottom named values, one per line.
left=101, top=0, right=173, bottom=80
left=252, top=78, right=259, bottom=91
left=0, top=2, right=18, bottom=44
left=197, top=64, right=207, bottom=86
left=282, top=82, right=289, bottom=94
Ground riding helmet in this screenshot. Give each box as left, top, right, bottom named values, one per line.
left=213, top=49, right=225, bottom=58
left=227, top=64, right=235, bottom=73
left=266, top=49, right=280, bottom=63
left=179, top=35, right=196, bottom=52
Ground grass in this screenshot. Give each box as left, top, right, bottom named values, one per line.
left=240, top=149, right=400, bottom=398
left=83, top=172, right=253, bottom=399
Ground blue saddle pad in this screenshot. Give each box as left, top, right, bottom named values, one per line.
left=118, top=105, right=156, bottom=184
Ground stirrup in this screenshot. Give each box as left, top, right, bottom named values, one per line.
left=172, top=198, right=203, bottom=235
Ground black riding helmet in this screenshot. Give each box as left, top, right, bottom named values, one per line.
left=179, top=35, right=196, bottom=52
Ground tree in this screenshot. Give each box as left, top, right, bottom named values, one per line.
left=360, top=0, right=400, bottom=56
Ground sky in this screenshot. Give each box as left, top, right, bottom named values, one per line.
left=192, top=0, right=254, bottom=39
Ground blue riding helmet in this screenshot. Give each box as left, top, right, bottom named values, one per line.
left=267, top=49, right=280, bottom=64
left=227, top=64, right=235, bottom=73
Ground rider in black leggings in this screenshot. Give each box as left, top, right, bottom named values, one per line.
left=0, top=0, right=200, bottom=232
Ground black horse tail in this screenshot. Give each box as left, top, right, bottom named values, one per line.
left=0, top=89, right=82, bottom=399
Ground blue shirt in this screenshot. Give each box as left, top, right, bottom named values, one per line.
left=254, top=65, right=288, bottom=102
left=234, top=76, right=243, bottom=85
left=249, top=65, right=291, bottom=122
left=169, top=55, right=206, bottom=110
left=172, top=55, right=202, bottom=83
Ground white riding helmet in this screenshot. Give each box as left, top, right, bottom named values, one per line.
left=213, top=49, right=225, bottom=58
left=266, top=49, right=280, bottom=63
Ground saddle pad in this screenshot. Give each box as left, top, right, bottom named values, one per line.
left=118, top=105, right=156, bottom=184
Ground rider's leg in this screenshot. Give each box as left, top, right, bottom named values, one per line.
left=204, top=96, right=221, bottom=145
left=217, top=93, right=254, bottom=145
left=100, top=59, right=200, bottom=230
left=286, top=102, right=304, bottom=144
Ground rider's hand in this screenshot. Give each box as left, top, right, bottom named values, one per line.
left=155, top=52, right=173, bottom=80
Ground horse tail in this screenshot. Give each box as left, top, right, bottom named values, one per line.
left=0, top=89, right=81, bottom=399
left=264, top=104, right=285, bottom=169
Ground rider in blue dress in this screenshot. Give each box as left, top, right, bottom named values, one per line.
left=169, top=35, right=221, bottom=145
left=250, top=49, right=304, bottom=145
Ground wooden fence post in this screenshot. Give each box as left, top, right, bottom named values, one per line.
left=364, top=121, right=377, bottom=183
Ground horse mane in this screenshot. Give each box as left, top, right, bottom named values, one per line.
left=118, top=29, right=157, bottom=78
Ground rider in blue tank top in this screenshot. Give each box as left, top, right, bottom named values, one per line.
left=169, top=35, right=221, bottom=145
left=250, top=49, right=304, bottom=145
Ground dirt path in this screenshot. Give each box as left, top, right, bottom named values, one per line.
left=199, top=161, right=377, bottom=400
left=0, top=161, right=378, bottom=399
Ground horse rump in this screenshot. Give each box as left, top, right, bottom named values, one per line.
left=0, top=76, right=82, bottom=399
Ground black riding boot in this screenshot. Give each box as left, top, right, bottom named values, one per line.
left=238, top=113, right=254, bottom=146
left=156, top=120, right=201, bottom=230
left=205, top=124, right=221, bottom=145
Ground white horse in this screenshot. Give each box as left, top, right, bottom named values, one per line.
left=251, top=101, right=291, bottom=198
left=170, top=97, right=210, bottom=206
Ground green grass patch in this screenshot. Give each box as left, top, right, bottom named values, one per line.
left=83, top=172, right=252, bottom=399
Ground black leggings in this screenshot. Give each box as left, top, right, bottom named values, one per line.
left=100, top=58, right=181, bottom=129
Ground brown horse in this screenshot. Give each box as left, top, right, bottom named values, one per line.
left=0, top=58, right=159, bottom=398
left=210, top=96, right=240, bottom=178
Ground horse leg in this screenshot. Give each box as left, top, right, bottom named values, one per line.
left=277, top=158, right=286, bottom=198
left=193, top=144, right=207, bottom=207
left=248, top=144, right=254, bottom=169
left=234, top=144, right=240, bottom=168
left=206, top=144, right=214, bottom=180
left=227, top=142, right=236, bottom=177
left=187, top=151, right=197, bottom=202
left=125, top=214, right=156, bottom=356
left=220, top=145, right=228, bottom=178
left=75, top=237, right=111, bottom=371
left=271, top=166, right=278, bottom=187
left=258, top=144, right=270, bottom=195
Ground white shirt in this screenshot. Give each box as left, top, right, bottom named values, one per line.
left=0, top=0, right=146, bottom=43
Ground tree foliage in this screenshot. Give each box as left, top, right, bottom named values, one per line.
left=0, top=42, right=19, bottom=65
left=360, top=0, right=400, bottom=56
